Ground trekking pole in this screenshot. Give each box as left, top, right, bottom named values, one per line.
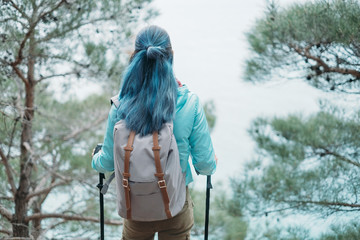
left=98, top=173, right=105, bottom=240
left=204, top=175, right=212, bottom=240
left=94, top=144, right=105, bottom=240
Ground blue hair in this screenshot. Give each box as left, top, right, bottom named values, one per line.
left=116, top=25, right=177, bottom=136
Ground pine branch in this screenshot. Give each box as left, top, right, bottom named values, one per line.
left=25, top=213, right=122, bottom=226
left=36, top=71, right=78, bottom=84
left=337, top=89, right=360, bottom=95
left=0, top=17, right=28, bottom=28
left=0, top=109, right=13, bottom=120
left=0, top=17, right=24, bottom=25
left=0, top=147, right=17, bottom=196
left=38, top=161, right=72, bottom=183
left=40, top=219, right=67, bottom=238
left=0, top=196, right=14, bottom=201
left=0, top=228, right=12, bottom=236
left=8, top=0, right=30, bottom=20
left=39, top=176, right=56, bottom=205
left=284, top=199, right=360, bottom=209
left=36, top=15, right=114, bottom=44
left=26, top=180, right=70, bottom=201
left=11, top=66, right=29, bottom=87
left=318, top=147, right=360, bottom=168
left=0, top=204, right=13, bottom=222
left=7, top=114, right=20, bottom=160
left=35, top=0, right=67, bottom=26
left=28, top=175, right=52, bottom=208
left=33, top=53, right=90, bottom=68
left=27, top=160, right=66, bottom=207
left=262, top=203, right=303, bottom=216
left=10, top=1, right=68, bottom=86
left=11, top=27, right=33, bottom=67
left=62, top=113, right=107, bottom=141
left=290, top=44, right=360, bottom=79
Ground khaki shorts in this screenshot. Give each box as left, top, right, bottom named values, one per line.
left=121, top=187, right=194, bottom=240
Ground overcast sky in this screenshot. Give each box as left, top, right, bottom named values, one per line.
left=146, top=0, right=326, bottom=189
left=141, top=1, right=347, bottom=237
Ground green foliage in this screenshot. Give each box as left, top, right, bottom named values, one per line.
left=319, top=221, right=360, bottom=240
left=0, top=0, right=154, bottom=95
left=238, top=104, right=360, bottom=216
left=33, top=90, right=110, bottom=174
left=0, top=0, right=155, bottom=238
left=203, top=100, right=216, bottom=132
left=230, top=104, right=360, bottom=238
left=240, top=0, right=360, bottom=237
left=245, top=0, right=360, bottom=93
left=247, top=223, right=311, bottom=240
left=190, top=185, right=247, bottom=240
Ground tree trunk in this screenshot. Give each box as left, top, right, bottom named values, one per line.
left=31, top=202, right=42, bottom=240
left=12, top=32, right=36, bottom=238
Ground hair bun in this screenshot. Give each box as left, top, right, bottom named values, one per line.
left=146, top=46, right=165, bottom=60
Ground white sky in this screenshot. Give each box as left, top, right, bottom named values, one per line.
left=145, top=1, right=341, bottom=237
left=45, top=1, right=353, bottom=238
left=147, top=0, right=326, bottom=189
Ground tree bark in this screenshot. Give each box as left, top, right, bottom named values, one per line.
left=12, top=29, right=36, bottom=238
left=31, top=201, right=42, bottom=240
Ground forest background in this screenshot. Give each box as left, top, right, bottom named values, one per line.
left=1, top=0, right=359, bottom=239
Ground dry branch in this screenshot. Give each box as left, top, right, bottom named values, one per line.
left=284, top=200, right=360, bottom=209
left=36, top=71, right=78, bottom=83
left=0, top=204, right=13, bottom=222
left=318, top=147, right=360, bottom=168
left=25, top=213, right=122, bottom=226
left=9, top=0, right=30, bottom=20
left=0, top=147, right=17, bottom=196
left=26, top=180, right=70, bottom=201
left=62, top=114, right=108, bottom=141
left=0, top=228, right=12, bottom=235
left=291, top=44, right=360, bottom=78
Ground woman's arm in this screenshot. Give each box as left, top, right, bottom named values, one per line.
left=91, top=105, right=117, bottom=173
left=189, top=97, right=217, bottom=175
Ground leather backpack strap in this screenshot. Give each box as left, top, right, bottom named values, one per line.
left=123, top=130, right=136, bottom=219
left=152, top=132, right=172, bottom=219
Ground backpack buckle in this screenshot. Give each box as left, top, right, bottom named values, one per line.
left=122, top=179, right=129, bottom=188
left=158, top=180, right=166, bottom=189
left=152, top=146, right=161, bottom=151
left=124, top=146, right=133, bottom=152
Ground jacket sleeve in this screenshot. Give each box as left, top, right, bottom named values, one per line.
left=91, top=105, right=117, bottom=173
left=189, top=96, right=217, bottom=175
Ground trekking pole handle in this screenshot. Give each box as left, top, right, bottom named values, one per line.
left=207, top=175, right=213, bottom=189
left=94, top=144, right=104, bottom=190
left=93, top=144, right=105, bottom=240
left=94, top=143, right=103, bottom=156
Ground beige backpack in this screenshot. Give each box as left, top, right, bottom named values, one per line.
left=109, top=96, right=186, bottom=221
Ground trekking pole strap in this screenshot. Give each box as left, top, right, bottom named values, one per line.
left=100, top=172, right=115, bottom=195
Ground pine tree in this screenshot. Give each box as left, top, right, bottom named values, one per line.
left=0, top=0, right=155, bottom=238
left=245, top=0, right=360, bottom=94
left=233, top=0, right=360, bottom=238
left=241, top=104, right=360, bottom=216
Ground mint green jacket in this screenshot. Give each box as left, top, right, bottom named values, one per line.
left=92, top=84, right=216, bottom=185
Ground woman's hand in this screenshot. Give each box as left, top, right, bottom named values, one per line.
left=92, top=148, right=102, bottom=157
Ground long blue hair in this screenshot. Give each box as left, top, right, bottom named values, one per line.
left=116, top=25, right=177, bottom=136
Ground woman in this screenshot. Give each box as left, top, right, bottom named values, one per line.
left=92, top=25, right=217, bottom=240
